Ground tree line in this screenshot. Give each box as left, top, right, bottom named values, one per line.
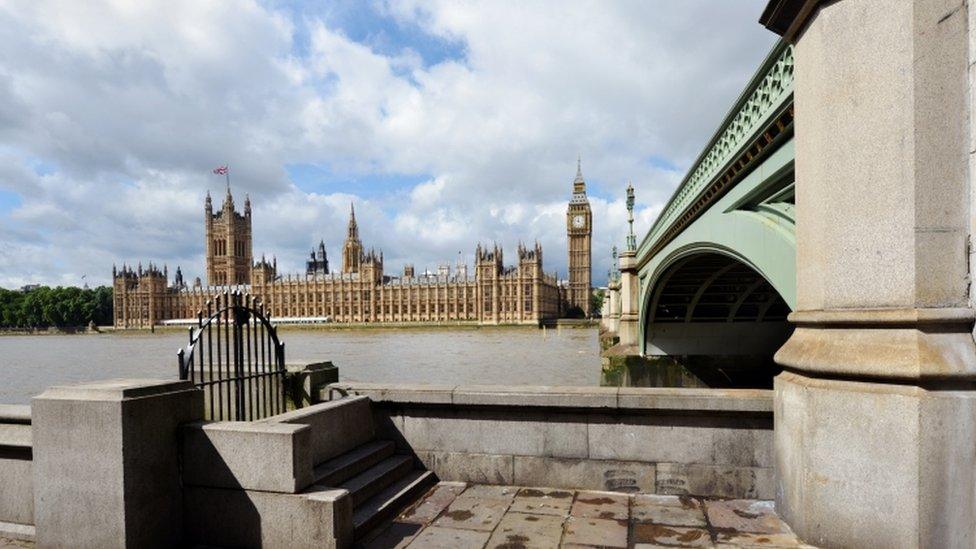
left=0, top=286, right=113, bottom=329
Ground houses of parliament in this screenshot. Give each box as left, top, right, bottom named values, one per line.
left=112, top=164, right=593, bottom=327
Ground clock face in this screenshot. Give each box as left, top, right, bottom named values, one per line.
left=572, top=215, right=585, bottom=228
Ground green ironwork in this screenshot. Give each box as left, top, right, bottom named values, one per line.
left=638, top=40, right=794, bottom=258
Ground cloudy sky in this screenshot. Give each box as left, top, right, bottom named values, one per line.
left=0, top=0, right=776, bottom=288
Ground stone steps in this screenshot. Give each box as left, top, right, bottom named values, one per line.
left=313, top=440, right=396, bottom=487
left=353, top=470, right=436, bottom=539
left=340, top=454, right=415, bottom=507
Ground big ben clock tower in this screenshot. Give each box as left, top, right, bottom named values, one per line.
left=566, top=157, right=592, bottom=316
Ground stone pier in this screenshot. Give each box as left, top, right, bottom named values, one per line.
left=763, top=0, right=976, bottom=547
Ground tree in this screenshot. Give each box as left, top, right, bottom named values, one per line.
left=0, top=285, right=114, bottom=329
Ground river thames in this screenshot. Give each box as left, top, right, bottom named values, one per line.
left=0, top=326, right=600, bottom=404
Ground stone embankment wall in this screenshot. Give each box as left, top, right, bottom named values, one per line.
left=326, top=383, right=774, bottom=499
left=0, top=404, right=34, bottom=541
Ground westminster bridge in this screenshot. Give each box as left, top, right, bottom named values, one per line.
left=604, top=0, right=976, bottom=547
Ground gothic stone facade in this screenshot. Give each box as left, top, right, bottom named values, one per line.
left=113, top=189, right=564, bottom=327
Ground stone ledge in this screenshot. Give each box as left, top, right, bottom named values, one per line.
left=0, top=520, right=34, bottom=542
left=34, top=378, right=197, bottom=401
left=327, top=382, right=773, bottom=413
left=0, top=405, right=30, bottom=425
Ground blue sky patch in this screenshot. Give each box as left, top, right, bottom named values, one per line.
left=286, top=162, right=431, bottom=199
left=271, top=0, right=466, bottom=68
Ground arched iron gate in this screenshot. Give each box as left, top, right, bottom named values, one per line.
left=177, top=291, right=286, bottom=420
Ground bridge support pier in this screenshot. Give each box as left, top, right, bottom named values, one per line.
left=764, top=0, right=976, bottom=546
left=616, top=250, right=639, bottom=348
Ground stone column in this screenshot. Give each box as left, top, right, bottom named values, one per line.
left=763, top=0, right=976, bottom=547
left=617, top=250, right=639, bottom=348
left=32, top=379, right=203, bottom=548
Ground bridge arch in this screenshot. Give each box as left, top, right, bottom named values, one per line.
left=638, top=241, right=793, bottom=387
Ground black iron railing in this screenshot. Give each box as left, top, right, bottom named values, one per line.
left=177, top=291, right=286, bottom=420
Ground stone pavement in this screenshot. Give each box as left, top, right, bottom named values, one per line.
left=363, top=483, right=815, bottom=548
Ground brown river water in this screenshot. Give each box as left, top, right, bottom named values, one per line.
left=0, top=326, right=600, bottom=404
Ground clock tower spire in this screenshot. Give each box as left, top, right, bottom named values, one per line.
left=566, top=156, right=592, bottom=317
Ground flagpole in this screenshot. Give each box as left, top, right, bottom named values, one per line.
left=225, top=164, right=230, bottom=191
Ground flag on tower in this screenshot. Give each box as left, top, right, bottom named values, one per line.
left=212, top=165, right=228, bottom=175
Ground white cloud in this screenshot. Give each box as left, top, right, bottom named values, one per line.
left=0, top=0, right=776, bottom=288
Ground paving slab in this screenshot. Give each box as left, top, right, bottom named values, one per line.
left=364, top=521, right=424, bottom=549
left=406, top=526, right=491, bottom=548
left=509, top=487, right=575, bottom=516
left=705, top=500, right=789, bottom=534
left=433, top=496, right=510, bottom=532
left=400, top=482, right=467, bottom=525
left=632, top=523, right=713, bottom=547
left=634, top=494, right=703, bottom=510
left=560, top=516, right=628, bottom=548
left=713, top=531, right=803, bottom=547
left=485, top=512, right=565, bottom=549
left=632, top=498, right=707, bottom=527
left=458, top=484, right=520, bottom=504
left=569, top=490, right=630, bottom=520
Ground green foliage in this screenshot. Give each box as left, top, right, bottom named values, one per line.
left=591, top=289, right=605, bottom=316
left=0, top=286, right=113, bottom=329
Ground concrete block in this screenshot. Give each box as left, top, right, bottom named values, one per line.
left=286, top=361, right=338, bottom=408
left=402, top=409, right=588, bottom=458
left=330, top=383, right=455, bottom=405
left=184, top=484, right=352, bottom=549
left=616, top=387, right=773, bottom=413
left=775, top=372, right=976, bottom=548
left=399, top=482, right=466, bottom=525
left=270, top=396, right=374, bottom=464
left=588, top=413, right=764, bottom=466
left=703, top=499, right=786, bottom=534
left=181, top=420, right=313, bottom=493
left=655, top=462, right=773, bottom=500
left=426, top=451, right=514, bottom=485
left=0, top=454, right=32, bottom=525
left=513, top=455, right=655, bottom=494
left=32, top=379, right=203, bottom=549
left=452, top=385, right=617, bottom=408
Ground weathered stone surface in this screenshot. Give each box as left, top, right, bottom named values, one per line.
left=569, top=490, right=629, bottom=520
left=485, top=512, right=566, bottom=549
left=270, top=395, right=374, bottom=464
left=425, top=451, right=514, bottom=486
left=402, top=409, right=588, bottom=458
left=632, top=523, right=712, bottom=547
left=713, top=531, right=802, bottom=547
left=407, top=525, right=490, bottom=548
left=433, top=496, right=509, bottom=532
left=655, top=462, right=773, bottom=499
left=457, top=484, right=519, bottom=504
left=453, top=385, right=617, bottom=409
left=184, top=485, right=352, bottom=549
left=181, top=420, right=313, bottom=493
left=631, top=496, right=706, bottom=527
left=633, top=494, right=701, bottom=510
left=32, top=379, right=203, bottom=549
left=399, top=482, right=466, bottom=525
left=616, top=388, right=772, bottom=413
left=0, top=456, right=32, bottom=526
left=705, top=499, right=786, bottom=535
left=509, top=488, right=574, bottom=517
left=362, top=521, right=422, bottom=549
left=513, top=455, right=655, bottom=494
left=588, top=413, right=766, bottom=466
left=332, top=383, right=455, bottom=405
left=561, top=516, right=628, bottom=548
